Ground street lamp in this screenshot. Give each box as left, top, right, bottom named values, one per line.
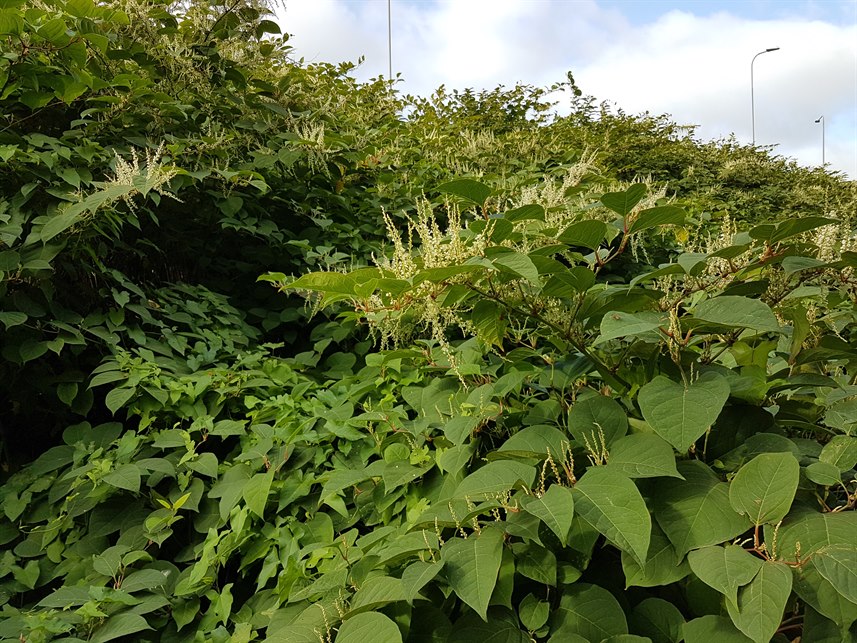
left=387, top=0, right=392, bottom=80
left=815, top=116, right=825, bottom=165
left=751, top=47, right=780, bottom=145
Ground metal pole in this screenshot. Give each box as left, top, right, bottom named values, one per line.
left=751, top=47, right=780, bottom=145
left=815, top=116, right=825, bottom=165
left=387, top=0, right=392, bottom=80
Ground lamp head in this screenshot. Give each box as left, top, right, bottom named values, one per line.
left=815, top=116, right=824, bottom=123
left=766, top=47, right=780, bottom=52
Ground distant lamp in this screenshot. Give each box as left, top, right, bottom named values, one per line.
left=815, top=115, right=825, bottom=166
left=751, top=47, right=780, bottom=145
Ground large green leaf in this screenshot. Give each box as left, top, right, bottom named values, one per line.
left=819, top=435, right=857, bottom=471
left=491, top=251, right=540, bottom=285
left=242, top=470, right=274, bottom=519
left=471, top=300, right=506, bottom=347
left=453, top=461, right=536, bottom=500
left=90, top=612, right=153, bottom=643
left=776, top=511, right=857, bottom=628
left=601, top=184, right=647, bottom=217
left=621, top=523, right=689, bottom=588
left=627, top=206, right=685, bottom=234
left=436, top=178, right=492, bottom=206
left=550, top=583, right=628, bottom=640
left=654, top=461, right=748, bottom=557
left=572, top=467, right=650, bottom=564
left=638, top=372, right=729, bottom=452
left=558, top=220, right=607, bottom=249
left=496, top=425, right=569, bottom=459
left=349, top=576, right=407, bottom=614
left=519, top=484, right=574, bottom=546
left=441, top=527, right=504, bottom=620
left=568, top=394, right=628, bottom=448
left=693, top=296, right=780, bottom=333
left=596, top=311, right=666, bottom=344
left=400, top=561, right=443, bottom=603
left=337, top=612, right=402, bottom=643
left=813, top=545, right=857, bottom=605
left=728, top=452, right=799, bottom=525
left=629, top=598, right=684, bottom=643
left=605, top=433, right=682, bottom=479
left=687, top=545, right=763, bottom=603
left=682, top=616, right=752, bottom=643
left=102, top=464, right=141, bottom=493
left=725, top=562, right=793, bottom=643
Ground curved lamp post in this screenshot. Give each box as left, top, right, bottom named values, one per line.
left=751, top=47, right=780, bottom=145
left=387, top=0, right=392, bottom=79
left=815, top=115, right=825, bottom=165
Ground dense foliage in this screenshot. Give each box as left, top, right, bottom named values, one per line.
left=1, top=1, right=856, bottom=642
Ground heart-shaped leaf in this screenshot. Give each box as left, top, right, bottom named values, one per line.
left=638, top=373, right=729, bottom=452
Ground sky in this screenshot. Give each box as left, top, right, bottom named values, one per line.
left=276, top=0, right=857, bottom=178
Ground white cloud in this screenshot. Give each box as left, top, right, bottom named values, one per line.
left=277, top=0, right=857, bottom=177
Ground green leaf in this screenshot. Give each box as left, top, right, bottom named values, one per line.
left=693, top=296, right=780, bottom=333
left=558, top=220, right=607, bottom=249
left=725, top=562, right=793, bottom=643
left=597, top=311, right=665, bottom=344
left=605, top=433, right=682, bottom=479
left=400, top=561, right=443, bottom=603
left=542, top=267, right=596, bottom=297
left=550, top=583, right=628, bottom=640
left=519, top=484, right=574, bottom=546
left=66, top=0, right=96, bottom=17
left=776, top=511, right=857, bottom=629
left=519, top=594, right=549, bottom=631
left=0, top=311, right=27, bottom=329
left=289, top=272, right=357, bottom=297
left=728, top=452, right=800, bottom=525
left=804, top=462, right=841, bottom=487
left=497, top=425, right=569, bottom=458
left=242, top=470, right=274, bottom=518
left=512, top=541, right=556, bottom=585
left=454, top=461, right=536, bottom=500
left=769, top=216, right=839, bottom=244
left=568, top=394, right=628, bottom=448
left=471, top=300, right=506, bottom=347
left=436, top=179, right=492, bottom=206
left=90, top=612, right=153, bottom=643
left=682, top=616, right=752, bottom=643
left=103, top=464, right=141, bottom=493
left=337, top=612, right=402, bottom=643
left=819, top=436, right=857, bottom=471
left=601, top=184, right=647, bottom=217
left=41, top=211, right=83, bottom=243
left=0, top=9, right=24, bottom=35
left=491, top=251, right=540, bottom=285
left=502, top=203, right=544, bottom=222
left=629, top=598, right=684, bottom=643
left=105, top=387, right=135, bottom=414
left=687, top=545, right=764, bottom=603
left=573, top=466, right=650, bottom=565
left=621, top=522, right=689, bottom=588
left=448, top=618, right=530, bottom=643
left=627, top=206, right=686, bottom=234
left=654, top=461, right=748, bottom=557
left=813, top=545, right=857, bottom=605
left=638, top=372, right=729, bottom=453
left=442, top=527, right=504, bottom=620
left=0, top=249, right=20, bottom=271
left=349, top=576, right=407, bottom=614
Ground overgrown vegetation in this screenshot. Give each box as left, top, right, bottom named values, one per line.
left=1, top=1, right=856, bottom=641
